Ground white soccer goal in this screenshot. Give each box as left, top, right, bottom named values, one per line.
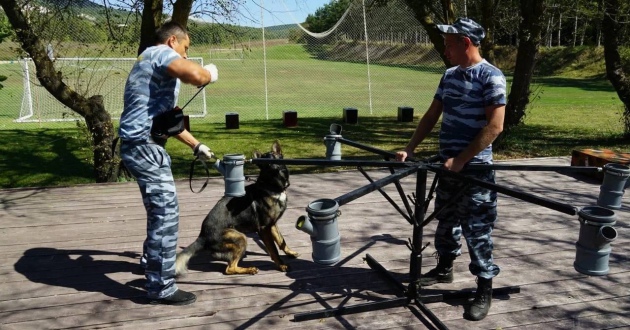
left=209, top=48, right=244, bottom=61
left=16, top=57, right=207, bottom=123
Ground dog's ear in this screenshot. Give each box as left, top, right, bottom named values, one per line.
left=272, top=140, right=282, bottom=155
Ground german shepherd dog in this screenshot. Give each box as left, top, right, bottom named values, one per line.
left=175, top=141, right=299, bottom=275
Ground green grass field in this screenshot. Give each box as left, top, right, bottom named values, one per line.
left=0, top=48, right=443, bottom=126
left=0, top=43, right=628, bottom=188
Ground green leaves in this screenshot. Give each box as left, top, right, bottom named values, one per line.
left=305, top=0, right=353, bottom=33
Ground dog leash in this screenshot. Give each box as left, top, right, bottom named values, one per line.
left=189, top=156, right=211, bottom=193
left=180, top=84, right=208, bottom=112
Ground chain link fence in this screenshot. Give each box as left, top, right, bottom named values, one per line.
left=0, top=0, right=446, bottom=130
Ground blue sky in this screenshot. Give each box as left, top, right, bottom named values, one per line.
left=90, top=0, right=333, bottom=28
left=237, top=0, right=331, bottom=27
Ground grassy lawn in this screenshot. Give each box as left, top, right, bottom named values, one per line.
left=0, top=43, right=628, bottom=188
left=499, top=76, right=628, bottom=158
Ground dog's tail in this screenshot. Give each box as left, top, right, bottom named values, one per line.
left=175, top=236, right=205, bottom=275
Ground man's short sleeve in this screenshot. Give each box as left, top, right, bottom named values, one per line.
left=483, top=69, right=507, bottom=106
left=153, top=46, right=181, bottom=75
left=434, top=75, right=446, bottom=102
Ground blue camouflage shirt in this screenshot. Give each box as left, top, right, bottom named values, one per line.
left=119, top=45, right=181, bottom=142
left=434, top=59, right=506, bottom=163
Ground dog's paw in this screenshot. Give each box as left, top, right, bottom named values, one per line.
left=278, top=264, right=290, bottom=272
left=285, top=250, right=299, bottom=258
left=226, top=266, right=259, bottom=275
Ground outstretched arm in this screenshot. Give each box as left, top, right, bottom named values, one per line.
left=166, top=58, right=212, bottom=86
left=173, top=129, right=199, bottom=149
left=395, top=98, right=443, bottom=161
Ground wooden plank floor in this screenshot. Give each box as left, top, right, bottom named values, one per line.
left=1, top=157, right=628, bottom=329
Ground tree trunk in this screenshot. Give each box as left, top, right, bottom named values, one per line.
left=601, top=0, right=630, bottom=136
left=138, top=0, right=194, bottom=55
left=85, top=95, right=118, bottom=182
left=495, top=0, right=546, bottom=149
left=138, top=0, right=163, bottom=55
left=557, top=12, right=562, bottom=46
left=573, top=5, right=578, bottom=47
left=1, top=0, right=117, bottom=183
left=441, top=0, right=455, bottom=23
left=480, top=0, right=498, bottom=65
left=404, top=0, right=455, bottom=66
left=172, top=0, right=194, bottom=27
left=596, top=14, right=602, bottom=47
left=548, top=14, right=554, bottom=47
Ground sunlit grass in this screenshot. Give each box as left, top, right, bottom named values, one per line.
left=0, top=44, right=628, bottom=188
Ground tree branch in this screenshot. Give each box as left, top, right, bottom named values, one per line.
left=0, top=0, right=91, bottom=117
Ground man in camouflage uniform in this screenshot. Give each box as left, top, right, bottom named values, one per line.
left=119, top=21, right=218, bottom=306
left=396, top=17, right=506, bottom=321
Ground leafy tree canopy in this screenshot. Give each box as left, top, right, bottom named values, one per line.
left=305, top=0, right=353, bottom=33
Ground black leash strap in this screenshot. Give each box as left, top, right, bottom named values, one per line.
left=111, top=136, right=120, bottom=156
left=189, top=156, right=211, bottom=193
left=180, top=84, right=208, bottom=112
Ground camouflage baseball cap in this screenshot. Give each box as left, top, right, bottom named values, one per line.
left=436, top=17, right=485, bottom=45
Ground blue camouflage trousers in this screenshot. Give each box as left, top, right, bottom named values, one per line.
left=121, top=142, right=179, bottom=299
left=433, top=167, right=500, bottom=279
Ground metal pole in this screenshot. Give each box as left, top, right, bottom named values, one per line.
left=427, top=165, right=578, bottom=215
left=410, top=168, right=449, bottom=330
left=261, top=0, right=269, bottom=120
left=465, top=164, right=601, bottom=173
left=334, top=166, right=419, bottom=206
left=251, top=158, right=412, bottom=168
left=410, top=168, right=426, bottom=282
left=337, top=137, right=420, bottom=161
left=252, top=157, right=579, bottom=215
left=361, top=0, right=373, bottom=115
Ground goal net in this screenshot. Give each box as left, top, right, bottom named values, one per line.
left=16, top=57, right=207, bottom=122
left=251, top=0, right=445, bottom=119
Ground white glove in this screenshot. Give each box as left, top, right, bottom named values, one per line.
left=194, top=143, right=214, bottom=162
left=204, top=63, right=218, bottom=83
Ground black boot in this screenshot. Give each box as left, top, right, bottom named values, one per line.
left=150, top=289, right=197, bottom=306
left=465, top=277, right=492, bottom=321
left=420, top=253, right=455, bottom=286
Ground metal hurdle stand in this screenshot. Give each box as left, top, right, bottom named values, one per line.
left=250, top=125, right=602, bottom=330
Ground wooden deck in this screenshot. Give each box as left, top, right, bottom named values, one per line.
left=1, top=157, right=628, bottom=329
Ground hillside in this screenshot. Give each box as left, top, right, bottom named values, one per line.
left=38, top=0, right=105, bottom=10
left=309, top=41, right=628, bottom=78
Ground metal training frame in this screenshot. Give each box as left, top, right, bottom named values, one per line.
left=250, top=125, right=601, bottom=329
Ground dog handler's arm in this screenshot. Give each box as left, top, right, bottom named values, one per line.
left=173, top=130, right=214, bottom=161
left=442, top=104, right=505, bottom=172
left=166, top=58, right=212, bottom=86
left=395, top=98, right=443, bottom=161
left=173, top=130, right=199, bottom=149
